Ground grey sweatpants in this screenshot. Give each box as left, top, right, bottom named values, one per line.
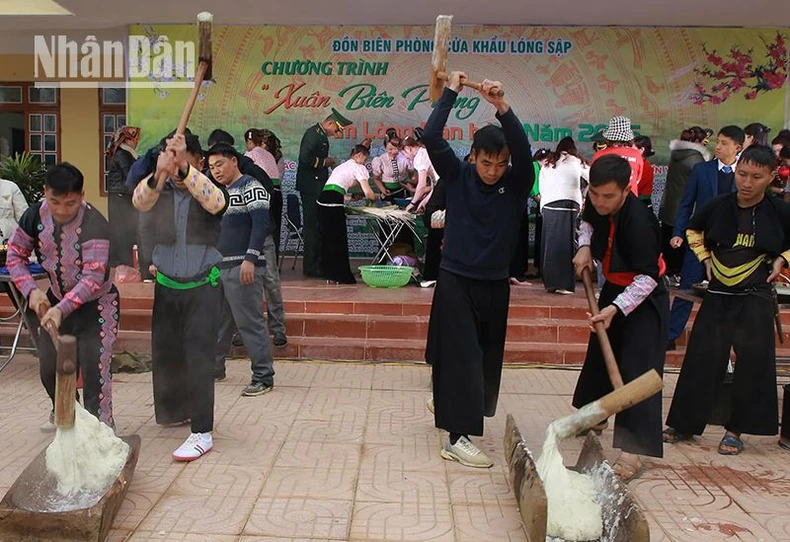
left=262, top=234, right=286, bottom=337
left=216, top=265, right=275, bottom=385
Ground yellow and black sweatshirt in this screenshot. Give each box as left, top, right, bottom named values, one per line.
left=687, top=193, right=790, bottom=294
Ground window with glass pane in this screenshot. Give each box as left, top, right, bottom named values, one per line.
left=29, top=87, right=57, bottom=104
left=30, top=134, right=42, bottom=152
left=29, top=114, right=42, bottom=132
left=0, top=86, right=22, bottom=103
left=44, top=134, right=56, bottom=152
left=104, top=115, right=116, bottom=134
left=44, top=115, right=57, bottom=132
left=102, top=88, right=126, bottom=105
left=44, top=154, right=57, bottom=166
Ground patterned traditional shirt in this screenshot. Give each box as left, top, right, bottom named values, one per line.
left=7, top=201, right=113, bottom=318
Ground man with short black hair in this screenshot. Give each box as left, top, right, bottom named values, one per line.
left=665, top=144, right=790, bottom=455
left=209, top=143, right=277, bottom=397
left=572, top=154, right=669, bottom=481
left=205, top=129, right=287, bottom=349
left=8, top=162, right=120, bottom=428
left=423, top=71, right=533, bottom=468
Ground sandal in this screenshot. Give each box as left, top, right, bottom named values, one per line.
left=613, top=454, right=644, bottom=483
left=718, top=434, right=744, bottom=455
left=663, top=427, right=692, bottom=443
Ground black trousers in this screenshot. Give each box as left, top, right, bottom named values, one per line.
left=661, top=223, right=683, bottom=277
left=318, top=190, right=355, bottom=284
left=666, top=292, right=779, bottom=436
left=271, top=188, right=283, bottom=259
left=422, top=227, right=444, bottom=281
left=299, top=190, right=321, bottom=277
left=38, top=287, right=120, bottom=427
left=509, top=208, right=530, bottom=280
left=572, top=280, right=669, bottom=457
left=108, top=193, right=138, bottom=268
left=427, top=269, right=510, bottom=436
left=152, top=280, right=221, bottom=433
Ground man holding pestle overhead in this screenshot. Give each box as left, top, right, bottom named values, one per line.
left=423, top=71, right=534, bottom=468
left=7, top=163, right=120, bottom=429
left=572, top=155, right=669, bottom=481
left=133, top=131, right=229, bottom=462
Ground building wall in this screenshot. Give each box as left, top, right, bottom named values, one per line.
left=0, top=53, right=107, bottom=216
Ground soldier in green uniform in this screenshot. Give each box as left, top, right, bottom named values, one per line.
left=296, top=108, right=353, bottom=277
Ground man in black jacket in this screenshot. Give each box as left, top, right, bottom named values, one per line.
left=664, top=144, right=790, bottom=456
left=423, top=71, right=533, bottom=468
left=572, top=155, right=669, bottom=481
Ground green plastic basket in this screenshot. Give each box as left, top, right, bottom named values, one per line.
left=359, top=265, right=414, bottom=288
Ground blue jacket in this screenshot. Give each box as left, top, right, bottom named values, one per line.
left=672, top=158, right=736, bottom=238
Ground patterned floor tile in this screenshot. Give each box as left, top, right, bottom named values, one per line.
left=356, top=466, right=449, bottom=505
left=308, top=363, right=375, bottom=390
left=446, top=469, right=513, bottom=505
left=136, top=494, right=256, bottom=535
left=349, top=500, right=454, bottom=541
left=260, top=466, right=358, bottom=501
left=127, top=532, right=238, bottom=541
left=371, top=363, right=431, bottom=391
left=273, top=441, right=362, bottom=471
left=167, top=462, right=267, bottom=498
left=244, top=498, right=352, bottom=539
left=452, top=502, right=528, bottom=542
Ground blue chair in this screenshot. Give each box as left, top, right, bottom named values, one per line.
left=279, top=193, right=304, bottom=271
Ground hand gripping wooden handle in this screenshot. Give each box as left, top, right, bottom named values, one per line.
left=436, top=71, right=505, bottom=97
left=54, top=335, right=78, bottom=429
left=552, top=369, right=663, bottom=440
left=581, top=266, right=624, bottom=388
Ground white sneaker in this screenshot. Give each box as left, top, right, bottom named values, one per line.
left=427, top=398, right=434, bottom=414
left=420, top=280, right=437, bottom=288
left=441, top=436, right=493, bottom=468
left=173, top=432, right=213, bottom=461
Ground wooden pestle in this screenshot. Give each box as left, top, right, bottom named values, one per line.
left=53, top=334, right=78, bottom=430
left=581, top=266, right=624, bottom=388
left=551, top=370, right=663, bottom=440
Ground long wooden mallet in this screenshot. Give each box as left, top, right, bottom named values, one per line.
left=430, top=15, right=505, bottom=102
left=52, top=332, right=78, bottom=430
left=175, top=12, right=213, bottom=136
left=582, top=266, right=624, bottom=389
left=552, top=369, right=662, bottom=440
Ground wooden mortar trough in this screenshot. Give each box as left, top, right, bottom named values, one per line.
left=504, top=414, right=649, bottom=542
left=0, top=434, right=141, bottom=542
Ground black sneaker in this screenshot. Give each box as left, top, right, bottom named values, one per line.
left=242, top=382, right=273, bottom=396
left=273, top=334, right=288, bottom=348
left=666, top=340, right=676, bottom=352
left=231, top=333, right=244, bottom=347
left=214, top=367, right=226, bottom=382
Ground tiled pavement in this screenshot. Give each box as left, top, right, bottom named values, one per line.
left=1, top=354, right=789, bottom=541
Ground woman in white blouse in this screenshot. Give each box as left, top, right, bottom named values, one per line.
left=539, top=137, right=589, bottom=294
left=401, top=128, right=439, bottom=214
left=370, top=130, right=414, bottom=201
left=318, top=144, right=377, bottom=284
